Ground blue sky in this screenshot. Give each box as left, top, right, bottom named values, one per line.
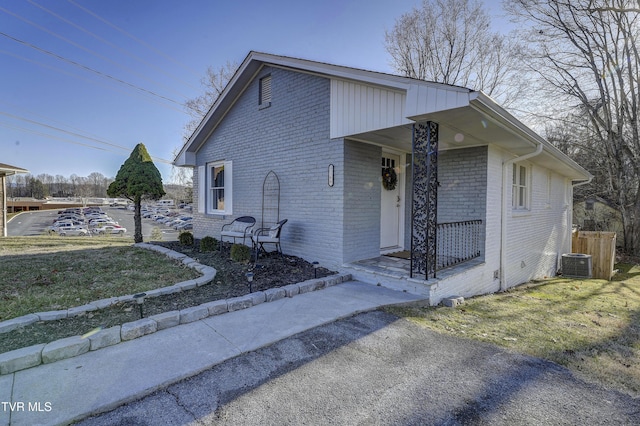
left=0, top=0, right=507, bottom=183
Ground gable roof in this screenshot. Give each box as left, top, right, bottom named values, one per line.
left=175, top=51, right=591, bottom=181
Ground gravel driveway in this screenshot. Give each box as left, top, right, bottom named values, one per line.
left=79, top=310, right=640, bottom=425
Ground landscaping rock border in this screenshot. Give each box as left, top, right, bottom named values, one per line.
left=0, top=243, right=216, bottom=334
left=0, top=243, right=351, bottom=375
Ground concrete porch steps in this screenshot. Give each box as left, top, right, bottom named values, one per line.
left=341, top=256, right=486, bottom=306
left=341, top=257, right=435, bottom=302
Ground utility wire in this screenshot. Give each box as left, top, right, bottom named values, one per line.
left=27, top=0, right=200, bottom=92
left=1, top=99, right=177, bottom=163
left=0, top=5, right=192, bottom=102
left=0, top=111, right=174, bottom=164
left=0, top=31, right=184, bottom=107
left=68, top=0, right=203, bottom=79
left=0, top=49, right=188, bottom=114
left=1, top=120, right=173, bottom=165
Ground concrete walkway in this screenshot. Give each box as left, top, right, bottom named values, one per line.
left=1, top=281, right=425, bottom=426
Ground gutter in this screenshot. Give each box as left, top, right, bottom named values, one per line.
left=500, top=142, right=544, bottom=291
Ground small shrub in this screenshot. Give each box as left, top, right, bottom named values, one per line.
left=151, top=227, right=163, bottom=241
left=179, top=231, right=194, bottom=246
left=200, top=236, right=218, bottom=252
left=230, top=243, right=251, bottom=263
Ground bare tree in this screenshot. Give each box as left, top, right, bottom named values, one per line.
left=183, top=60, right=238, bottom=140
left=506, top=0, right=640, bottom=253
left=54, top=174, right=67, bottom=197
left=174, top=61, right=238, bottom=188
left=385, top=0, right=525, bottom=106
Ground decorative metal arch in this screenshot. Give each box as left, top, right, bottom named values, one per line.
left=261, top=170, right=280, bottom=229
left=410, top=121, right=439, bottom=279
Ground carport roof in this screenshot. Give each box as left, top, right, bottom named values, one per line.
left=0, top=163, right=28, bottom=176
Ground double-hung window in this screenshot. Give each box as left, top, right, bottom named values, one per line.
left=512, top=163, right=529, bottom=210
left=198, top=161, right=232, bottom=215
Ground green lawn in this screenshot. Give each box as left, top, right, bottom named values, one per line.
left=0, top=236, right=199, bottom=321
left=388, top=263, right=640, bottom=397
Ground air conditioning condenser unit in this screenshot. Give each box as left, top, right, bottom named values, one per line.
left=562, top=253, right=592, bottom=279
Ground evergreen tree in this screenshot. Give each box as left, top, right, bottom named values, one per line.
left=107, top=143, right=165, bottom=243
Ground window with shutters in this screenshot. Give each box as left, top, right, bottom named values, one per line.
left=259, top=75, right=271, bottom=108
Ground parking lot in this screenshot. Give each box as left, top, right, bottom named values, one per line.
left=7, top=206, right=182, bottom=241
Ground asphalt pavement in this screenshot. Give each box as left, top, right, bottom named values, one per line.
left=78, top=310, right=640, bottom=426
left=6, top=207, right=179, bottom=240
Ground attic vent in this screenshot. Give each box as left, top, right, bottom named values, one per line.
left=562, top=253, right=592, bottom=278
left=259, top=75, right=272, bottom=106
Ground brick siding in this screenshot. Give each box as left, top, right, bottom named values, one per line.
left=193, top=66, right=347, bottom=268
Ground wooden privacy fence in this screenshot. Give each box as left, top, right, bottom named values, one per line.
left=571, top=231, right=616, bottom=280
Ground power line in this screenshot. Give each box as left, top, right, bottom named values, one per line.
left=0, top=111, right=174, bottom=165
left=0, top=31, right=185, bottom=107
left=0, top=110, right=131, bottom=152
left=0, top=4, right=192, bottom=101
left=26, top=0, right=200, bottom=93
left=68, top=0, right=203, bottom=79
left=0, top=49, right=187, bottom=115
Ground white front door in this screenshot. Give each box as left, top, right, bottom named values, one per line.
left=380, top=153, right=402, bottom=250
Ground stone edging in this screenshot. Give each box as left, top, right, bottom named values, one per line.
left=0, top=243, right=216, bottom=335
left=0, top=243, right=350, bottom=375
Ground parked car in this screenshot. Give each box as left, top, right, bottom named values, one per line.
left=58, top=208, right=82, bottom=215
left=49, top=220, right=84, bottom=231
left=55, top=214, right=83, bottom=223
left=88, top=221, right=118, bottom=230
left=86, top=213, right=109, bottom=220
left=175, top=221, right=192, bottom=230
left=171, top=217, right=192, bottom=228
left=92, top=225, right=127, bottom=235
left=158, top=216, right=177, bottom=224
left=88, top=218, right=116, bottom=226
left=53, top=225, right=89, bottom=236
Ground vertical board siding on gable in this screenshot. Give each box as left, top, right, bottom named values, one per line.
left=405, top=84, right=470, bottom=118
left=192, top=66, right=344, bottom=268
left=330, top=80, right=409, bottom=139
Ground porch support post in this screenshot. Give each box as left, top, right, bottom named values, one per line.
left=410, top=121, right=439, bottom=279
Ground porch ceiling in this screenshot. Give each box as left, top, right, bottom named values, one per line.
left=348, top=104, right=591, bottom=181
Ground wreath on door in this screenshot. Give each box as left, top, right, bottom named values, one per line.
left=382, top=167, right=398, bottom=191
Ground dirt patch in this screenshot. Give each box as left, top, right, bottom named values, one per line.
left=0, top=241, right=334, bottom=354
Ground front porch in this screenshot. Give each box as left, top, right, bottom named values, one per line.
left=343, top=216, right=485, bottom=306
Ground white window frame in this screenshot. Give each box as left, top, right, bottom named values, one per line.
left=201, top=161, right=233, bottom=215
left=512, top=163, right=530, bottom=210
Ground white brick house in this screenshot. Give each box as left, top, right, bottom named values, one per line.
left=174, top=51, right=592, bottom=305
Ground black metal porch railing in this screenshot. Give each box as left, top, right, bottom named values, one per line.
left=436, top=220, right=483, bottom=270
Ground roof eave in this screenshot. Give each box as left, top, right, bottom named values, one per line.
left=0, top=163, right=29, bottom=176
left=470, top=92, right=592, bottom=181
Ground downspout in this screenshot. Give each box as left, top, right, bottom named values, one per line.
left=500, top=142, right=543, bottom=291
